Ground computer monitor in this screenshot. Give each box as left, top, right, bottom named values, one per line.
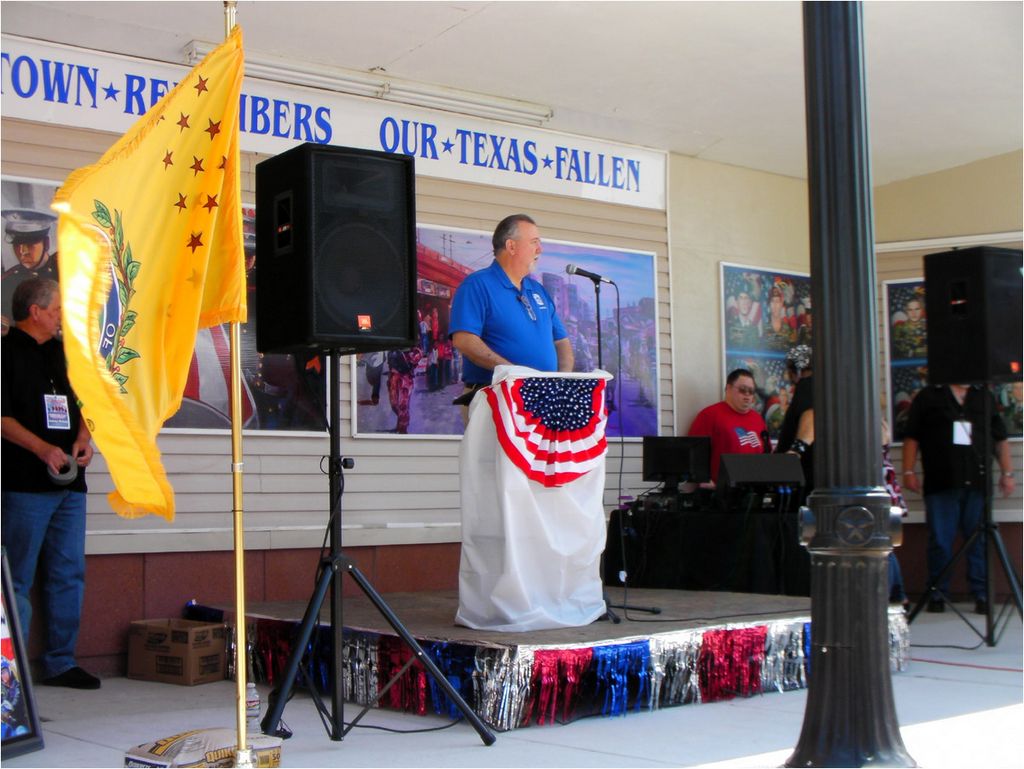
left=642, top=435, right=712, bottom=491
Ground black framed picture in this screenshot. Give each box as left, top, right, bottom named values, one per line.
left=883, top=278, right=1023, bottom=442
left=1, top=547, right=44, bottom=758
left=720, top=262, right=812, bottom=442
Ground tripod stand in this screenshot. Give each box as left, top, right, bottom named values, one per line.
left=906, top=385, right=1023, bottom=646
left=260, top=350, right=495, bottom=745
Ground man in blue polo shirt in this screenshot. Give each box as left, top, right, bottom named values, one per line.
left=449, top=214, right=574, bottom=418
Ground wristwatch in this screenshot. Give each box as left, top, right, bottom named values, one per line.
left=1001, top=471, right=1015, bottom=478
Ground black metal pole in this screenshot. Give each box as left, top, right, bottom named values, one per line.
left=260, top=558, right=337, bottom=737
left=979, top=390, right=1024, bottom=641
left=787, top=3, right=914, bottom=766
left=982, top=391, right=996, bottom=644
left=329, top=349, right=345, bottom=739
left=343, top=562, right=496, bottom=744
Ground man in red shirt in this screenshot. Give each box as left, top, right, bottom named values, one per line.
left=688, top=368, right=768, bottom=483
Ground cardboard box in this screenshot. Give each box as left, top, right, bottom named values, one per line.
left=124, top=728, right=282, bottom=767
left=127, top=619, right=227, bottom=686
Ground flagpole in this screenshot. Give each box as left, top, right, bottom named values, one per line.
left=221, top=3, right=254, bottom=767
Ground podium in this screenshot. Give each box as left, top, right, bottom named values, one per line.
left=456, top=366, right=613, bottom=631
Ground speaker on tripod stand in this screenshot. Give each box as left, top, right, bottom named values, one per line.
left=905, top=246, right=1023, bottom=644
left=255, top=142, right=418, bottom=354
left=923, top=246, right=1022, bottom=386
left=253, top=143, right=493, bottom=744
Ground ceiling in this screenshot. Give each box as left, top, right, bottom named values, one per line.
left=2, top=1, right=1021, bottom=186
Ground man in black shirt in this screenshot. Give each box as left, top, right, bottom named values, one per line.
left=1, top=278, right=99, bottom=689
left=902, top=383, right=1015, bottom=614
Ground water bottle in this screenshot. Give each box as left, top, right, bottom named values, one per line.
left=245, top=682, right=261, bottom=732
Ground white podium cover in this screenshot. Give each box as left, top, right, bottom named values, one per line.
left=456, top=365, right=613, bottom=631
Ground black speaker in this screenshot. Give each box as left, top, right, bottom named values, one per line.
left=255, top=143, right=417, bottom=354
left=717, top=453, right=805, bottom=489
left=716, top=453, right=805, bottom=514
left=924, top=246, right=1023, bottom=384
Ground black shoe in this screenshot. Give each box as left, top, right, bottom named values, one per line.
left=975, top=598, right=989, bottom=615
left=42, top=666, right=101, bottom=690
left=926, top=599, right=945, bottom=613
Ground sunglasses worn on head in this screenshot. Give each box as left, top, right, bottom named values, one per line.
left=518, top=293, right=537, bottom=321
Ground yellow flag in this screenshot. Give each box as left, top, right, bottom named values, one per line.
left=54, top=27, right=245, bottom=521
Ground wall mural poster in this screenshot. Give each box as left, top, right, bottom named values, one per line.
left=884, top=279, right=1022, bottom=442
left=720, top=263, right=812, bottom=441
left=1, top=180, right=327, bottom=433
left=163, top=206, right=327, bottom=432
left=353, top=225, right=659, bottom=438
left=1, top=179, right=59, bottom=336
left=885, top=279, right=929, bottom=443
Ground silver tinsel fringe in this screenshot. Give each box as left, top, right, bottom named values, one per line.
left=888, top=606, right=910, bottom=672
left=342, top=632, right=381, bottom=706
left=648, top=631, right=702, bottom=709
left=762, top=619, right=808, bottom=693
left=470, top=646, right=534, bottom=731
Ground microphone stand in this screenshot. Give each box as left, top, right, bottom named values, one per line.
left=583, top=275, right=660, bottom=618
left=594, top=282, right=605, bottom=405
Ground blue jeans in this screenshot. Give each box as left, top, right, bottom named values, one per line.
left=924, top=487, right=986, bottom=601
left=1, top=490, right=87, bottom=678
left=888, top=552, right=906, bottom=603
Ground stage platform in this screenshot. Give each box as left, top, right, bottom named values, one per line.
left=189, top=587, right=908, bottom=732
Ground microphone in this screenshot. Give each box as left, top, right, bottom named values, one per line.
left=565, top=264, right=614, bottom=284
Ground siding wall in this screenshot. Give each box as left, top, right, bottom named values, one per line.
left=2, top=117, right=672, bottom=558
left=4, top=118, right=1021, bottom=673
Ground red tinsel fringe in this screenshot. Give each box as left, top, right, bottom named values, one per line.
left=254, top=618, right=299, bottom=687
left=524, top=647, right=594, bottom=725
left=699, top=626, right=768, bottom=702
left=378, top=636, right=428, bottom=715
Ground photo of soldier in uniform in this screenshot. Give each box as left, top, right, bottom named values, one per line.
left=890, top=285, right=928, bottom=360
left=884, top=278, right=1021, bottom=442
left=1, top=195, right=60, bottom=336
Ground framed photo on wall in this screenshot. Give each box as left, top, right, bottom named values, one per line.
left=884, top=278, right=1022, bottom=442
left=1, top=177, right=59, bottom=337
left=1, top=180, right=328, bottom=435
left=884, top=279, right=929, bottom=443
left=720, top=262, right=812, bottom=441
left=1, top=548, right=44, bottom=758
left=352, top=224, right=660, bottom=438
left=161, top=205, right=328, bottom=434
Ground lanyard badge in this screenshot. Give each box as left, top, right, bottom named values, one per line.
left=952, top=419, right=972, bottom=446
left=44, top=393, right=71, bottom=430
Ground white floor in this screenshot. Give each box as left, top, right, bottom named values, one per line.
left=5, top=605, right=1022, bottom=768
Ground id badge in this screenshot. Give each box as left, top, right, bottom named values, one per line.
left=44, top=394, right=71, bottom=430
left=953, top=419, right=972, bottom=446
